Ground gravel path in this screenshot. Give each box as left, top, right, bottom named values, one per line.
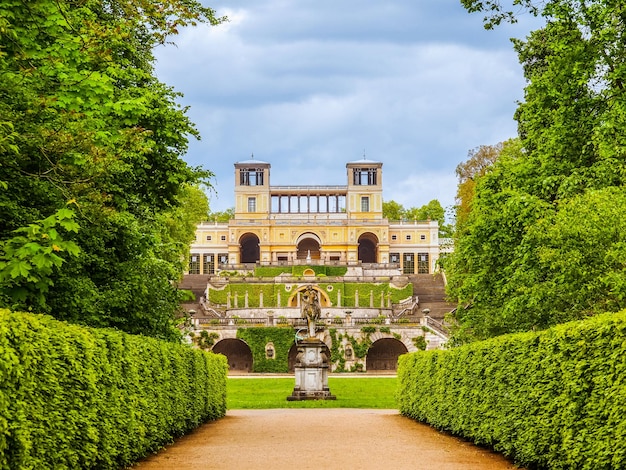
left=133, top=409, right=521, bottom=470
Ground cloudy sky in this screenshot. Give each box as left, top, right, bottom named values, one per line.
left=154, top=0, right=541, bottom=217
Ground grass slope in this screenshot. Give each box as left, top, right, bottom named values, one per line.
left=227, top=377, right=398, bottom=409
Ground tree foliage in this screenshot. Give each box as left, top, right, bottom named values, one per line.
left=455, top=141, right=506, bottom=227
left=0, top=0, right=223, bottom=339
left=208, top=207, right=235, bottom=222
left=448, top=1, right=626, bottom=342
left=383, top=199, right=453, bottom=237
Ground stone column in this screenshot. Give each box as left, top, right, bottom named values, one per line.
left=259, top=291, right=264, bottom=308
left=355, top=289, right=359, bottom=307
left=227, top=292, right=231, bottom=309
left=244, top=291, right=249, bottom=308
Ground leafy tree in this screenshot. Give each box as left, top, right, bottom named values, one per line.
left=455, top=141, right=506, bottom=228
left=460, top=0, right=543, bottom=29
left=449, top=1, right=626, bottom=342
left=208, top=207, right=235, bottom=222
left=405, top=200, right=445, bottom=223
left=0, top=0, right=224, bottom=339
left=382, top=200, right=405, bottom=221
left=383, top=199, right=452, bottom=237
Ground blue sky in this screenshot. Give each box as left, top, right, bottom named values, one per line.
left=154, top=0, right=540, bottom=216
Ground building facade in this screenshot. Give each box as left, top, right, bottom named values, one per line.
left=188, top=158, right=440, bottom=274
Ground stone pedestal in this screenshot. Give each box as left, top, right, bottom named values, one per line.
left=287, top=339, right=336, bottom=401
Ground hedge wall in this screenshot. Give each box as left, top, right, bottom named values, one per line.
left=236, top=327, right=294, bottom=373
left=397, top=310, right=626, bottom=469
left=0, top=310, right=228, bottom=470
left=251, top=266, right=349, bottom=278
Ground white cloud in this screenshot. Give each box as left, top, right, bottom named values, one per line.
left=154, top=0, right=541, bottom=213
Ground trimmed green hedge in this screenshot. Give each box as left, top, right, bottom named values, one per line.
left=397, top=310, right=626, bottom=469
left=253, top=266, right=348, bottom=277
left=253, top=266, right=291, bottom=277
left=236, top=327, right=294, bottom=373
left=0, top=310, right=228, bottom=470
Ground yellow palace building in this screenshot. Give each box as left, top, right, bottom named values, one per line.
left=188, top=158, right=441, bottom=274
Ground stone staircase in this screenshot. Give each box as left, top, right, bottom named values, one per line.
left=407, top=273, right=456, bottom=321
left=177, top=274, right=210, bottom=300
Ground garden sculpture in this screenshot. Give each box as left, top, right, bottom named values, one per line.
left=301, top=285, right=321, bottom=338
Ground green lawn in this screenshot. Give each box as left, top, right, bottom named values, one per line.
left=227, top=377, right=398, bottom=409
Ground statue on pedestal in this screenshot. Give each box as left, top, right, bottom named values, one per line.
left=301, top=285, right=321, bottom=338
left=287, top=285, right=335, bottom=401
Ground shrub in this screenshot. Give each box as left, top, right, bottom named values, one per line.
left=326, top=266, right=348, bottom=277
left=412, top=336, right=427, bottom=350
left=254, top=267, right=290, bottom=277
left=397, top=310, right=626, bottom=469
left=178, top=289, right=196, bottom=302
left=0, top=310, right=228, bottom=469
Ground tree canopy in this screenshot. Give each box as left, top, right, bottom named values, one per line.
left=0, top=0, right=223, bottom=339
left=448, top=1, right=626, bottom=342
left=383, top=199, right=453, bottom=237
left=208, top=207, right=235, bottom=222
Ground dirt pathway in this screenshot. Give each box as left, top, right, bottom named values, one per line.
left=133, top=409, right=520, bottom=470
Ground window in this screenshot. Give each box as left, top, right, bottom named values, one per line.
left=248, top=197, right=256, bottom=212
left=239, top=168, right=264, bottom=186
left=206, top=235, right=212, bottom=241
left=420, top=234, right=426, bottom=240
left=218, top=253, right=228, bottom=265
left=402, top=253, right=414, bottom=274
left=188, top=254, right=200, bottom=274
left=221, top=235, right=226, bottom=241
left=203, top=254, right=214, bottom=274
left=418, top=253, right=429, bottom=273
left=391, top=235, right=397, bottom=241
left=390, top=253, right=400, bottom=264
left=406, top=234, right=412, bottom=240
left=353, top=167, right=377, bottom=185
left=361, top=196, right=370, bottom=212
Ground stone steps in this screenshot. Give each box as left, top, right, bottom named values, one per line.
left=408, top=274, right=456, bottom=320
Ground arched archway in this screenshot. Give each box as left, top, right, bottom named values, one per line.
left=288, top=343, right=299, bottom=372
left=358, top=233, right=378, bottom=263
left=287, top=285, right=331, bottom=307
left=212, top=339, right=253, bottom=372
left=296, top=233, right=321, bottom=260
left=366, top=338, right=408, bottom=372
left=239, top=233, right=260, bottom=264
